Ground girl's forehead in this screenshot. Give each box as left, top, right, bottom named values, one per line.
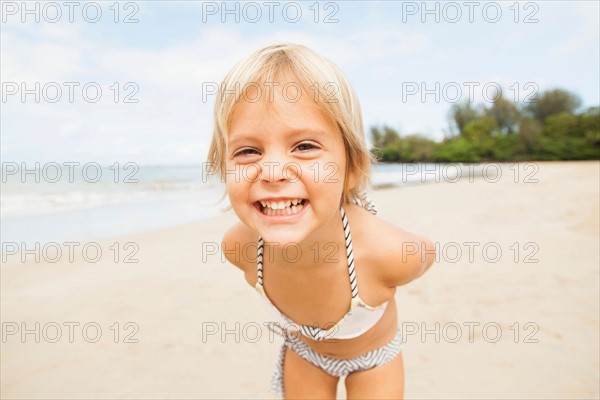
left=229, top=86, right=335, bottom=134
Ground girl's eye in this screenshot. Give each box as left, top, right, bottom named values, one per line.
left=295, top=142, right=319, bottom=152
left=234, top=148, right=260, bottom=157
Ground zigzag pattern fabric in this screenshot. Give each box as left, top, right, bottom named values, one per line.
left=353, top=189, right=378, bottom=215
left=257, top=190, right=402, bottom=397
left=270, top=327, right=403, bottom=396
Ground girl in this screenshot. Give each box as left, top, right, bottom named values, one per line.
left=207, top=43, right=436, bottom=399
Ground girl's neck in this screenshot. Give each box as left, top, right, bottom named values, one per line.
left=263, top=205, right=347, bottom=270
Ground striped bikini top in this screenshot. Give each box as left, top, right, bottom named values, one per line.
left=254, top=192, right=389, bottom=341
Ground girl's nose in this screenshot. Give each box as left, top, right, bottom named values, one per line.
left=260, top=160, right=287, bottom=183
left=258, top=158, right=300, bottom=183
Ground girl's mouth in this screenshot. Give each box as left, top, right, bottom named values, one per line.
left=254, top=198, right=309, bottom=217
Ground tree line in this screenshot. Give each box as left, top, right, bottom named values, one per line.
left=370, top=88, right=600, bottom=162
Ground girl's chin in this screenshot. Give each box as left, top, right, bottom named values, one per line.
left=258, top=231, right=308, bottom=247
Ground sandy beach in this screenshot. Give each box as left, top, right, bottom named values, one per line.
left=1, top=160, right=598, bottom=399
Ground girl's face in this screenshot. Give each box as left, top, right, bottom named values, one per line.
left=225, top=79, right=354, bottom=246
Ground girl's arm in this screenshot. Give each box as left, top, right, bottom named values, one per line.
left=373, top=221, right=437, bottom=287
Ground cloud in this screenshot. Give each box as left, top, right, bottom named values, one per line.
left=552, top=2, right=599, bottom=55
left=2, top=18, right=434, bottom=163
left=3, top=2, right=597, bottom=163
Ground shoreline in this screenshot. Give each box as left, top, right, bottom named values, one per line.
left=3, top=160, right=588, bottom=249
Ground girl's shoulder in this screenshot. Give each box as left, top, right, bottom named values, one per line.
left=345, top=203, right=436, bottom=288
left=222, top=222, right=258, bottom=274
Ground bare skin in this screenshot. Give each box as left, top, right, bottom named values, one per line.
left=223, top=203, right=434, bottom=398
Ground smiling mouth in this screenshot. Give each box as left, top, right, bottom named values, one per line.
left=255, top=199, right=309, bottom=216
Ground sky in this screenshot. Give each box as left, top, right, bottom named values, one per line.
left=1, top=0, right=599, bottom=165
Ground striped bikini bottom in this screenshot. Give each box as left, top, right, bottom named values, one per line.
left=269, top=327, right=403, bottom=396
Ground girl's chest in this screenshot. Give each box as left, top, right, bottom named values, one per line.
left=247, top=251, right=393, bottom=326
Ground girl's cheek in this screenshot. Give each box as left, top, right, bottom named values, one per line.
left=223, top=163, right=242, bottom=185
left=244, top=164, right=261, bottom=182
left=311, top=161, right=344, bottom=185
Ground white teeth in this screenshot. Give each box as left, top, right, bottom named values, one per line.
left=258, top=199, right=304, bottom=210
left=258, top=199, right=306, bottom=215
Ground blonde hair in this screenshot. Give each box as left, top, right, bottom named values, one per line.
left=207, top=42, right=375, bottom=206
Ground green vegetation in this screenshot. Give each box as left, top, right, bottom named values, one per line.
left=370, top=88, right=600, bottom=162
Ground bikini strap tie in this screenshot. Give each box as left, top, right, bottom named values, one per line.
left=352, top=189, right=378, bottom=215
